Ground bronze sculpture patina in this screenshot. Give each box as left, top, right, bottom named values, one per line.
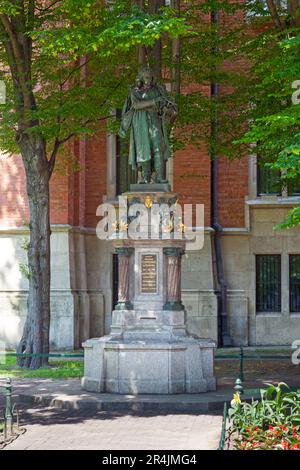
left=119, top=67, right=177, bottom=184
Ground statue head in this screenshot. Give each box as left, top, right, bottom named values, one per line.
left=137, top=66, right=155, bottom=88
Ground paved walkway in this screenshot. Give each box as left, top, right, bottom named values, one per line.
left=0, top=378, right=225, bottom=450
left=5, top=406, right=222, bottom=450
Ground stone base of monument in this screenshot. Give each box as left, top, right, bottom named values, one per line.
left=82, top=190, right=216, bottom=395
left=82, top=337, right=215, bottom=394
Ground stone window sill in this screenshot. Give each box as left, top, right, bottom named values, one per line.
left=256, top=312, right=282, bottom=316
left=246, top=196, right=300, bottom=208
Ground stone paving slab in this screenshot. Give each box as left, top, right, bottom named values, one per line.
left=5, top=405, right=222, bottom=450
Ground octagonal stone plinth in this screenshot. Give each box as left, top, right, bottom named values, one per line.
left=82, top=335, right=216, bottom=394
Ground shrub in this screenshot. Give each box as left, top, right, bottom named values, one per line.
left=229, top=383, right=300, bottom=450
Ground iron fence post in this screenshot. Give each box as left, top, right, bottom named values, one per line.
left=239, top=347, right=244, bottom=382
left=4, top=378, right=13, bottom=435
left=218, top=402, right=228, bottom=450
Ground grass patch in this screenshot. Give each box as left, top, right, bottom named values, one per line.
left=0, top=356, right=83, bottom=379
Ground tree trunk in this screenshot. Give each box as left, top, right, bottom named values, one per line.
left=171, top=0, right=181, bottom=94
left=266, top=0, right=284, bottom=30
left=16, top=135, right=51, bottom=369
left=288, top=0, right=300, bottom=26
left=133, top=0, right=146, bottom=65
left=147, top=0, right=165, bottom=80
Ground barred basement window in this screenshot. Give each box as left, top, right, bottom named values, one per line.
left=290, top=255, right=300, bottom=313
left=256, top=255, right=281, bottom=312
left=257, top=164, right=281, bottom=196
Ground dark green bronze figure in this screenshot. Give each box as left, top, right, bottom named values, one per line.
left=119, top=67, right=177, bottom=184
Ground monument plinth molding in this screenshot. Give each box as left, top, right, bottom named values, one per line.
left=82, top=189, right=216, bottom=394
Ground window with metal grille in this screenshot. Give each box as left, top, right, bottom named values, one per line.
left=257, top=164, right=281, bottom=196
left=290, top=255, right=300, bottom=313
left=287, top=179, right=300, bottom=197
left=256, top=255, right=281, bottom=312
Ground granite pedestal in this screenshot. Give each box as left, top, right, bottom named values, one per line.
left=82, top=190, right=216, bottom=394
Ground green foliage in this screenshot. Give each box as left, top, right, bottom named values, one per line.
left=167, top=0, right=250, bottom=157
left=35, top=1, right=188, bottom=57
left=0, top=1, right=20, bottom=16
left=19, top=263, right=30, bottom=280
left=276, top=205, right=300, bottom=229
left=0, top=355, right=83, bottom=379
left=18, top=237, right=30, bottom=280
left=228, top=383, right=300, bottom=445
left=229, top=383, right=300, bottom=449
left=233, top=6, right=300, bottom=227
left=238, top=29, right=300, bottom=161
left=235, top=423, right=300, bottom=450
left=0, top=0, right=187, bottom=159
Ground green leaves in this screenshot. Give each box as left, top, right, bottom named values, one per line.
left=232, top=12, right=300, bottom=227
left=229, top=383, right=300, bottom=450
left=229, top=383, right=300, bottom=434
left=34, top=1, right=188, bottom=59
left=0, top=0, right=189, bottom=164
left=0, top=0, right=187, bottom=164
left=0, top=1, right=21, bottom=16
left=276, top=205, right=300, bottom=230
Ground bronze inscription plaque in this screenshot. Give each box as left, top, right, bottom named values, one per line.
left=141, top=254, right=157, bottom=294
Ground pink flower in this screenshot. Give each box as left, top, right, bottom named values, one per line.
left=279, top=439, right=289, bottom=450
left=290, top=444, right=300, bottom=450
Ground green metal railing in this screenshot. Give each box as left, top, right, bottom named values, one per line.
left=0, top=348, right=292, bottom=367
left=0, top=378, right=15, bottom=440
left=215, top=347, right=292, bottom=382
left=218, top=402, right=228, bottom=450
left=0, top=352, right=84, bottom=358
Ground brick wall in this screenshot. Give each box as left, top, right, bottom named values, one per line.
left=0, top=153, right=29, bottom=227
left=84, top=132, right=107, bottom=228
left=0, top=135, right=248, bottom=230
left=217, top=156, right=248, bottom=228
left=0, top=131, right=108, bottom=229
left=173, top=144, right=211, bottom=227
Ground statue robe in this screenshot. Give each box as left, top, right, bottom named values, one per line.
left=119, top=85, right=175, bottom=170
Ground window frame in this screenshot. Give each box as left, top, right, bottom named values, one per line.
left=289, top=254, right=300, bottom=313
left=256, top=254, right=282, bottom=313
left=256, top=162, right=281, bottom=197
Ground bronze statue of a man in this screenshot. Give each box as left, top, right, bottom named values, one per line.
left=119, top=67, right=177, bottom=184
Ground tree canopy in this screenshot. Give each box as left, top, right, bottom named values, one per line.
left=0, top=0, right=187, bottom=164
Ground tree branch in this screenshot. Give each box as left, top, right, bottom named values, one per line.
left=60, top=57, right=92, bottom=89
left=35, top=0, right=62, bottom=13
left=47, top=113, right=116, bottom=176
left=0, top=19, right=24, bottom=112
left=0, top=13, right=34, bottom=110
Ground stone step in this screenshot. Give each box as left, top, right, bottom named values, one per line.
left=11, top=378, right=260, bottom=413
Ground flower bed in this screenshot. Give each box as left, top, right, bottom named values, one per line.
left=228, top=383, right=300, bottom=450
